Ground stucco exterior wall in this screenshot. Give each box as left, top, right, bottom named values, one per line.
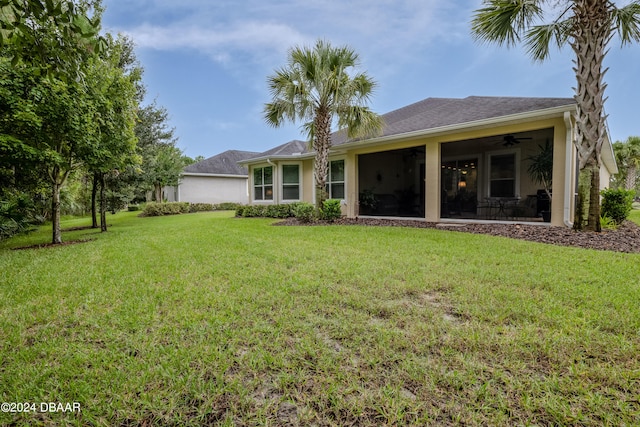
left=176, top=175, right=249, bottom=204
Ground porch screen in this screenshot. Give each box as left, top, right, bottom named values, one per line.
left=489, top=153, right=516, bottom=197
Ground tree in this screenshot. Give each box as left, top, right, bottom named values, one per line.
left=471, top=0, right=640, bottom=231
left=612, top=136, right=640, bottom=193
left=134, top=102, right=182, bottom=202
left=84, top=34, right=140, bottom=231
left=264, top=39, right=383, bottom=208
left=0, top=0, right=104, bottom=81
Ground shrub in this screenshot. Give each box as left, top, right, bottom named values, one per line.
left=292, top=202, right=316, bottom=223
left=189, top=203, right=215, bottom=213
left=216, top=202, right=241, bottom=211
left=266, top=204, right=293, bottom=218
left=235, top=203, right=300, bottom=219
left=600, top=215, right=617, bottom=230
left=320, top=199, right=342, bottom=222
left=142, top=202, right=190, bottom=217
left=601, top=188, right=634, bottom=224
left=127, top=205, right=140, bottom=212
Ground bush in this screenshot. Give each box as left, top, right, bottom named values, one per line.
left=601, top=188, right=634, bottom=224
left=142, top=202, right=190, bottom=217
left=216, top=202, right=241, bottom=211
left=600, top=215, right=617, bottom=230
left=292, top=202, right=316, bottom=223
left=235, top=203, right=301, bottom=219
left=320, top=199, right=342, bottom=222
left=189, top=203, right=215, bottom=213
left=127, top=205, right=140, bottom=212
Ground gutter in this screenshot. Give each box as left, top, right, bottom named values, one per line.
left=563, top=111, right=574, bottom=228
left=181, top=172, right=248, bottom=178
left=237, top=152, right=315, bottom=166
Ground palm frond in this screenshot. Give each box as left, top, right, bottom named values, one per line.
left=471, top=0, right=544, bottom=47
left=612, top=1, right=640, bottom=44
left=337, top=106, right=384, bottom=140
left=524, top=19, right=572, bottom=61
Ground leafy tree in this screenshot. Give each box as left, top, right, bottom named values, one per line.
left=0, top=0, right=104, bottom=81
left=264, top=39, right=383, bottom=208
left=134, top=102, right=182, bottom=202
left=84, top=34, right=140, bottom=231
left=0, top=58, right=100, bottom=243
left=471, top=0, right=640, bottom=231
left=612, top=136, right=640, bottom=194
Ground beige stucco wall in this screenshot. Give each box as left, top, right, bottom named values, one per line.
left=176, top=175, right=249, bottom=204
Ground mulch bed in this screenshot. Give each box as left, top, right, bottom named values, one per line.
left=275, top=217, right=640, bottom=254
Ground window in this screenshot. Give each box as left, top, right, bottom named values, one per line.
left=326, top=160, right=345, bottom=199
left=489, top=153, right=516, bottom=197
left=282, top=164, right=300, bottom=200
left=253, top=166, right=273, bottom=200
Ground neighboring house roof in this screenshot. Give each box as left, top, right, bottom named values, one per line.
left=238, top=140, right=311, bottom=164
left=184, top=150, right=260, bottom=176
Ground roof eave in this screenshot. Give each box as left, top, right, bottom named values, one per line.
left=237, top=152, right=316, bottom=165
left=182, top=172, right=248, bottom=178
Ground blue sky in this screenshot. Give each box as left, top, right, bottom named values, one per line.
left=101, top=0, right=640, bottom=159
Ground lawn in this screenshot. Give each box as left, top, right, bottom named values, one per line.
left=1, top=211, right=639, bottom=426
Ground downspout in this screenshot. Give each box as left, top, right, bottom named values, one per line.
left=563, top=112, right=574, bottom=227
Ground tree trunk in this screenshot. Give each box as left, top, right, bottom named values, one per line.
left=154, top=183, right=162, bottom=202
left=571, top=0, right=613, bottom=232
left=91, top=173, right=99, bottom=228
left=99, top=173, right=107, bottom=232
left=587, top=162, right=601, bottom=232
left=625, top=165, right=637, bottom=191
left=51, top=167, right=63, bottom=244
left=313, top=108, right=332, bottom=209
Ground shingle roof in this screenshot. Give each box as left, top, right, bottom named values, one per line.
left=256, top=139, right=310, bottom=157
left=184, top=150, right=260, bottom=175
left=333, top=96, right=576, bottom=145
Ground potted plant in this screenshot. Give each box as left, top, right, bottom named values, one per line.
left=526, top=139, right=553, bottom=222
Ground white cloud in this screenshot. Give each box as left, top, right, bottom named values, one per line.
left=124, top=21, right=309, bottom=62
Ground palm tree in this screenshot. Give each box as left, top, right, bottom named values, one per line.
left=613, top=136, right=640, bottom=192
left=264, top=39, right=383, bottom=208
left=471, top=0, right=640, bottom=231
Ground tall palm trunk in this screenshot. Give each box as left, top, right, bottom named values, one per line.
left=571, top=0, right=612, bottom=231
left=313, top=108, right=332, bottom=209
left=625, top=165, right=637, bottom=191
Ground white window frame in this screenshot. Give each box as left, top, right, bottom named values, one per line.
left=326, top=158, right=346, bottom=200
left=486, top=148, right=520, bottom=198
left=252, top=164, right=274, bottom=203
left=280, top=162, right=302, bottom=202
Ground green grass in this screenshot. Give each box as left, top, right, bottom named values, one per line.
left=629, top=208, right=640, bottom=225
left=1, top=211, right=639, bottom=426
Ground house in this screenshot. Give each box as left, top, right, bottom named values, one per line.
left=165, top=149, right=260, bottom=204
left=239, top=96, right=618, bottom=227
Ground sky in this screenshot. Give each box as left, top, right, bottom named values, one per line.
left=100, top=0, right=640, bottom=159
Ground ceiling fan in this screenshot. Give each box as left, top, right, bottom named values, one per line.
left=499, top=135, right=533, bottom=147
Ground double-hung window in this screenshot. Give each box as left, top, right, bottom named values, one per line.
left=282, top=164, right=300, bottom=201
left=325, top=160, right=345, bottom=199
left=253, top=166, right=273, bottom=201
